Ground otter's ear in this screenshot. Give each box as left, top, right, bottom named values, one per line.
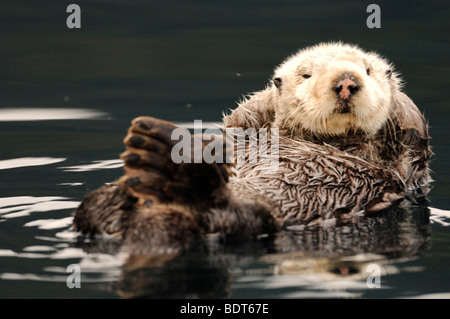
left=273, top=77, right=282, bottom=89
left=223, top=86, right=276, bottom=130
left=385, top=69, right=392, bottom=79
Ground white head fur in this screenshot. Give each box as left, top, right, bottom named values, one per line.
left=270, top=42, right=400, bottom=137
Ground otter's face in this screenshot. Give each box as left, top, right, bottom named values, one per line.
left=272, top=43, right=397, bottom=137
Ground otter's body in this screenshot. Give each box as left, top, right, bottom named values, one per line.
left=73, top=43, right=431, bottom=255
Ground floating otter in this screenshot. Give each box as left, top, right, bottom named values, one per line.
left=73, top=42, right=431, bottom=255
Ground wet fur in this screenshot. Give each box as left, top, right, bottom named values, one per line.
left=73, top=42, right=432, bottom=255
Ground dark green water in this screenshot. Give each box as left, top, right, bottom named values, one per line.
left=0, top=0, right=449, bottom=298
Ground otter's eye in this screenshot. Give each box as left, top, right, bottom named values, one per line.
left=302, top=74, right=311, bottom=79
left=366, top=68, right=370, bottom=76
left=385, top=69, right=392, bottom=79
left=273, top=77, right=282, bottom=88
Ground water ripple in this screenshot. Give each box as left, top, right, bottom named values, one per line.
left=429, top=207, right=450, bottom=227
left=24, top=217, right=74, bottom=230
left=0, top=157, right=66, bottom=170
left=58, top=159, right=123, bottom=172
left=0, top=108, right=109, bottom=121
left=0, top=197, right=79, bottom=219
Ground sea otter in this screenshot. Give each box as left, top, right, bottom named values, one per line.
left=73, top=42, right=431, bottom=255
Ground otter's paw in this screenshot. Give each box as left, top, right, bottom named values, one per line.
left=119, top=116, right=230, bottom=210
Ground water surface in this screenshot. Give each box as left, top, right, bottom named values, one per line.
left=0, top=0, right=449, bottom=299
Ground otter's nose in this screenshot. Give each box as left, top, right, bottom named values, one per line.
left=334, top=77, right=360, bottom=100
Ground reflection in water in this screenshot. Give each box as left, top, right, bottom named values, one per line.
left=0, top=155, right=448, bottom=298
left=274, top=201, right=431, bottom=258
left=109, top=198, right=433, bottom=298
left=0, top=189, right=448, bottom=298
left=0, top=108, right=109, bottom=121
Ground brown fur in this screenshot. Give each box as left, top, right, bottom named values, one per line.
left=73, top=43, right=431, bottom=255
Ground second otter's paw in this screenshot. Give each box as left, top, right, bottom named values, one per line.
left=119, top=116, right=230, bottom=210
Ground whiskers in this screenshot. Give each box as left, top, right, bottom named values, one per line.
left=280, top=97, right=393, bottom=143
left=283, top=98, right=329, bottom=138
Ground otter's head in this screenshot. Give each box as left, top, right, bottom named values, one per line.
left=272, top=42, right=399, bottom=137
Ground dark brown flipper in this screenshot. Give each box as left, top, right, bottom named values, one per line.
left=73, top=116, right=276, bottom=255
left=120, top=116, right=231, bottom=211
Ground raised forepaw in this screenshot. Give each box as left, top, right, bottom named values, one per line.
left=119, top=116, right=231, bottom=210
